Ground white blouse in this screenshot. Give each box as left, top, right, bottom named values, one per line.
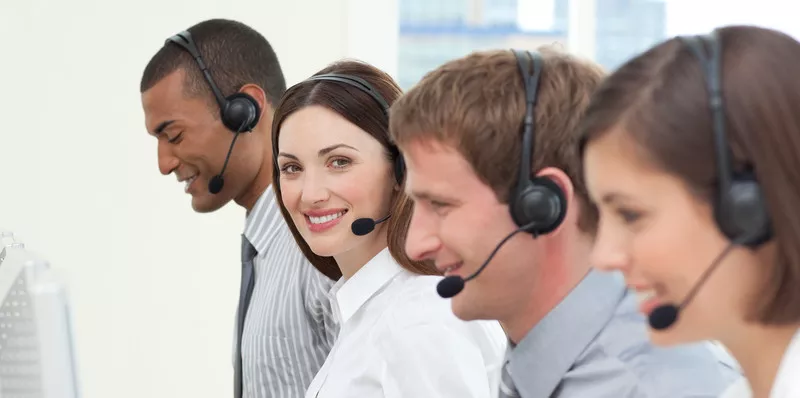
left=720, top=327, right=800, bottom=398
left=304, top=248, right=507, bottom=398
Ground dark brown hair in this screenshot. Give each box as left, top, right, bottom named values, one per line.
left=578, top=25, right=800, bottom=324
left=271, top=60, right=438, bottom=280
left=389, top=47, right=606, bottom=234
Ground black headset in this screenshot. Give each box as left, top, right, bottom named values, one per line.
left=166, top=30, right=261, bottom=133
left=298, top=73, right=405, bottom=186
left=679, top=32, right=772, bottom=247
left=508, top=50, right=567, bottom=237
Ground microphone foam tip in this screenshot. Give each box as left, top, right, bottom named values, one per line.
left=351, top=218, right=376, bottom=236
left=208, top=175, right=224, bottom=194
left=648, top=304, right=679, bottom=331
left=437, top=276, right=465, bottom=299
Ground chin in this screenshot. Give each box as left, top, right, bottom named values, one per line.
left=299, top=225, right=350, bottom=258
left=450, top=289, right=481, bottom=321
left=646, top=317, right=706, bottom=347
left=191, top=195, right=228, bottom=213
left=306, top=240, right=341, bottom=258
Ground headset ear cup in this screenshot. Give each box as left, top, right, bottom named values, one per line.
left=716, top=176, right=773, bottom=247
left=393, top=153, right=406, bottom=186
left=513, top=177, right=567, bottom=235
left=533, top=176, right=567, bottom=233
left=222, top=92, right=261, bottom=132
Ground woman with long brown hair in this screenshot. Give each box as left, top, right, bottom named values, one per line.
left=580, top=26, right=800, bottom=398
left=271, top=60, right=506, bottom=398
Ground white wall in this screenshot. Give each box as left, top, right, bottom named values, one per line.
left=0, top=1, right=396, bottom=397
left=666, top=0, right=800, bottom=40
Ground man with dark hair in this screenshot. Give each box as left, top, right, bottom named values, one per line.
left=389, top=47, right=742, bottom=397
left=140, top=19, right=336, bottom=398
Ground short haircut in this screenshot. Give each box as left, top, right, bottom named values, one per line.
left=271, top=60, right=439, bottom=280
left=389, top=47, right=607, bottom=234
left=577, top=25, right=800, bottom=324
left=140, top=18, right=286, bottom=111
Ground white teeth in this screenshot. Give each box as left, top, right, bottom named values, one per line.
left=184, top=176, right=196, bottom=193
left=636, top=289, right=657, bottom=303
left=443, top=264, right=460, bottom=274
left=309, top=211, right=345, bottom=224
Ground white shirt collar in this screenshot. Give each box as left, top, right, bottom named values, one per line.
left=771, top=327, right=800, bottom=397
left=328, top=248, right=402, bottom=325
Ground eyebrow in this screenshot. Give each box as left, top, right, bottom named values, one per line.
left=600, top=192, right=630, bottom=205
left=152, top=120, right=175, bottom=136
left=278, top=143, right=359, bottom=160
left=409, top=190, right=451, bottom=203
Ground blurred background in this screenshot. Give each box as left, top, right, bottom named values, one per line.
left=0, top=0, right=794, bottom=397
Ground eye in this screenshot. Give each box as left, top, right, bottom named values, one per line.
left=430, top=200, right=447, bottom=209
left=280, top=163, right=301, bottom=174
left=616, top=208, right=642, bottom=224
left=429, top=200, right=451, bottom=215
left=329, top=158, right=351, bottom=169
left=168, top=132, right=183, bottom=144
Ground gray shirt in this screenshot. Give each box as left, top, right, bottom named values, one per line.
left=239, top=186, right=338, bottom=398
left=506, top=269, right=742, bottom=397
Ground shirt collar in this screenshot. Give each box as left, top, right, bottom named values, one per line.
left=243, top=185, right=280, bottom=255
left=508, top=269, right=627, bottom=398
left=328, top=248, right=402, bottom=325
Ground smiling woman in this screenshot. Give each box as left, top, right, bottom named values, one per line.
left=271, top=61, right=427, bottom=281
left=270, top=60, right=507, bottom=398
left=579, top=26, right=800, bottom=398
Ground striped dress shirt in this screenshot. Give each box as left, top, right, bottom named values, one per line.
left=237, top=185, right=338, bottom=398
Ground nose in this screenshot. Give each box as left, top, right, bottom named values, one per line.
left=157, top=140, right=179, bottom=176
left=590, top=224, right=629, bottom=273
left=405, top=206, right=442, bottom=262
left=300, top=172, right=330, bottom=204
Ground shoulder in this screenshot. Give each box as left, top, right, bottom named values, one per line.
left=719, top=378, right=751, bottom=398
left=272, top=224, right=335, bottom=285
left=262, top=225, right=336, bottom=312
left=379, top=273, right=461, bottom=328
left=376, top=273, right=506, bottom=359
left=575, top=302, right=742, bottom=398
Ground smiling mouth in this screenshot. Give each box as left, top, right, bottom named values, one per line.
left=632, top=286, right=670, bottom=316
left=184, top=175, right=197, bottom=193
left=307, top=210, right=347, bottom=224
left=442, top=262, right=463, bottom=276
left=304, top=210, right=349, bottom=233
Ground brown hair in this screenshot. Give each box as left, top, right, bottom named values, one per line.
left=389, top=47, right=606, bottom=234
left=577, top=25, right=800, bottom=324
left=271, top=60, right=438, bottom=280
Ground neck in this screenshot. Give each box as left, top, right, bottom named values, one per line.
left=719, top=323, right=799, bottom=398
left=235, top=126, right=273, bottom=214
left=501, top=230, right=593, bottom=344
left=334, top=225, right=389, bottom=279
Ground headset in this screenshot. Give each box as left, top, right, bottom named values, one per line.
left=508, top=50, right=567, bottom=237
left=166, top=30, right=263, bottom=194
left=166, top=30, right=261, bottom=134
left=435, top=50, right=569, bottom=298
left=299, top=73, right=405, bottom=186
left=679, top=33, right=772, bottom=247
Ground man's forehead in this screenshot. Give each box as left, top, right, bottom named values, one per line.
left=141, top=70, right=193, bottom=132
left=402, top=139, right=474, bottom=197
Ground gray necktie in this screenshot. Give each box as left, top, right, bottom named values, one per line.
left=499, top=360, right=520, bottom=398
left=234, top=235, right=257, bottom=398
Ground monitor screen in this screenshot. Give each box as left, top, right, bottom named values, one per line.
left=0, top=240, right=80, bottom=398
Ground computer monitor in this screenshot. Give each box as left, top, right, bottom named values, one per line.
left=0, top=233, right=81, bottom=398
